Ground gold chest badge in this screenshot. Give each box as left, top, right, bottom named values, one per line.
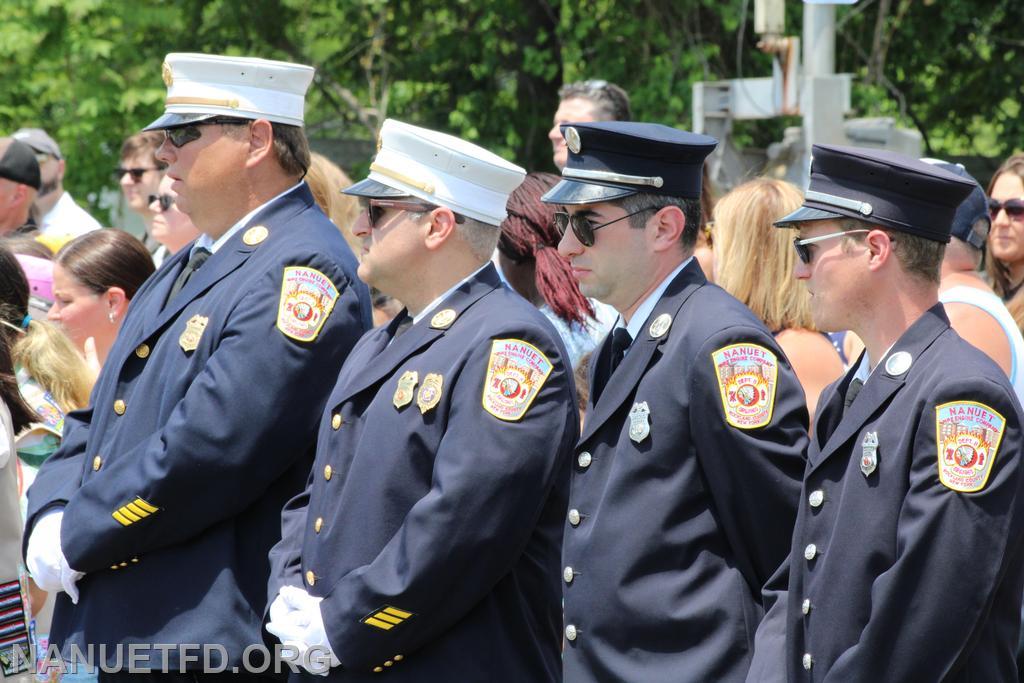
left=417, top=373, right=443, bottom=414
left=179, top=315, right=209, bottom=352
left=394, top=371, right=418, bottom=409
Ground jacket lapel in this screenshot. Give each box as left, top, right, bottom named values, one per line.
left=580, top=261, right=706, bottom=443
left=332, top=264, right=503, bottom=405
left=808, top=304, right=950, bottom=469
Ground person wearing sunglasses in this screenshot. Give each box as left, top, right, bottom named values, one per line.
left=541, top=121, right=808, bottom=683
left=23, top=52, right=372, bottom=679
left=146, top=174, right=199, bottom=268
left=985, top=154, right=1024, bottom=330
left=265, top=119, right=576, bottom=679
left=115, top=130, right=167, bottom=251
left=748, top=144, right=1024, bottom=683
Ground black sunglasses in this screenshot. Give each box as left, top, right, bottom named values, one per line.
left=115, top=166, right=159, bottom=182
left=363, top=199, right=465, bottom=228
left=988, top=198, right=1024, bottom=220
left=148, top=194, right=174, bottom=212
left=553, top=207, right=657, bottom=247
left=163, top=117, right=251, bottom=148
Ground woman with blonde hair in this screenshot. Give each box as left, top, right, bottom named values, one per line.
left=305, top=152, right=361, bottom=254
left=985, top=153, right=1024, bottom=331
left=712, top=177, right=843, bottom=421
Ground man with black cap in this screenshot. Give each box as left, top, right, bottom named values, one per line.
left=12, top=127, right=101, bottom=238
left=922, top=159, right=1024, bottom=402
left=23, top=53, right=371, bottom=678
left=748, top=144, right=1024, bottom=682
left=542, top=121, right=808, bottom=682
left=265, top=119, right=576, bottom=679
left=0, top=137, right=41, bottom=235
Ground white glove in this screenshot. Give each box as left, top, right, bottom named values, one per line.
left=266, top=585, right=341, bottom=675
left=25, top=509, right=85, bottom=603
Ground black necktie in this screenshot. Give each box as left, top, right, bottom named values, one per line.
left=593, top=327, right=632, bottom=403
left=167, top=247, right=211, bottom=303
left=844, top=377, right=864, bottom=411
left=393, top=313, right=414, bottom=338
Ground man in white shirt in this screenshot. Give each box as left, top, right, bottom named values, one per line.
left=12, top=128, right=101, bottom=238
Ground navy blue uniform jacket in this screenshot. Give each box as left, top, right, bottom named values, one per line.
left=561, top=260, right=808, bottom=683
left=267, top=264, right=577, bottom=681
left=748, top=305, right=1024, bottom=682
left=25, top=184, right=371, bottom=670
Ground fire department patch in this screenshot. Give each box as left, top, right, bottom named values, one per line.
left=712, top=343, right=778, bottom=429
left=936, top=401, right=1005, bottom=492
left=276, top=267, right=339, bottom=342
left=482, top=339, right=553, bottom=421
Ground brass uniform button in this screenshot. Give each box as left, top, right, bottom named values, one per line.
left=306, top=570, right=315, bottom=586
left=314, top=517, right=323, bottom=534
left=373, top=667, right=383, bottom=673
left=92, top=455, right=102, bottom=471
left=393, top=655, right=403, bottom=662
left=383, top=660, right=393, bottom=667
left=135, top=343, right=150, bottom=359
left=332, top=414, right=342, bottom=430
left=324, top=464, right=333, bottom=481
left=113, top=399, right=126, bottom=415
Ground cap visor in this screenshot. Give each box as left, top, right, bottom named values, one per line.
left=341, top=178, right=410, bottom=199
left=541, top=179, right=636, bottom=205
left=773, top=205, right=844, bottom=228
left=142, top=112, right=220, bottom=132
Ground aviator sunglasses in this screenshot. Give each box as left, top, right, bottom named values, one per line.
left=148, top=194, right=174, bottom=212
left=364, top=199, right=466, bottom=228
left=163, top=117, right=251, bottom=148
left=553, top=207, right=657, bottom=247
left=988, top=198, right=1024, bottom=221
left=792, top=229, right=870, bottom=265
left=114, top=167, right=160, bottom=182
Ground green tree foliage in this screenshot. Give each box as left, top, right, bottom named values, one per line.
left=0, top=0, right=1019, bottom=223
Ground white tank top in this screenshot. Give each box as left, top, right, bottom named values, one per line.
left=939, top=285, right=1024, bottom=403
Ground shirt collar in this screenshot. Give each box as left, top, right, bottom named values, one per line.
left=411, top=263, right=491, bottom=325
left=852, top=341, right=896, bottom=385
left=616, top=257, right=693, bottom=342
left=190, top=181, right=304, bottom=257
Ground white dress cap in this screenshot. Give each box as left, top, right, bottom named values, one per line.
left=145, top=53, right=315, bottom=130
left=366, top=119, right=526, bottom=226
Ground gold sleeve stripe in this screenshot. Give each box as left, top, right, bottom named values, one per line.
left=363, top=617, right=395, bottom=631
left=119, top=507, right=142, bottom=522
left=125, top=502, right=150, bottom=518
left=373, top=612, right=403, bottom=625
left=112, top=510, right=132, bottom=526
left=382, top=606, right=413, bottom=619
left=133, top=498, right=159, bottom=513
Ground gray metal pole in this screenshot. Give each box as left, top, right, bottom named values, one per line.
left=803, top=3, right=835, bottom=77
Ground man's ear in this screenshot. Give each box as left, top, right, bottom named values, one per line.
left=864, top=229, right=895, bottom=272
left=245, top=119, right=275, bottom=168
left=423, top=207, right=459, bottom=252
left=650, top=205, right=686, bottom=253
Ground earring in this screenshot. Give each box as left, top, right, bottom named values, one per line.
left=108, top=312, right=116, bottom=324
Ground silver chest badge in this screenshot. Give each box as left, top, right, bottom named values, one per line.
left=629, top=401, right=651, bottom=443
left=861, top=431, right=879, bottom=477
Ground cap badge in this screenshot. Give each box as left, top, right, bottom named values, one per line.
left=430, top=309, right=457, bottom=329
left=393, top=370, right=418, bottom=410
left=243, top=225, right=269, bottom=246
left=162, top=61, right=173, bottom=87
left=649, top=313, right=672, bottom=339
left=884, top=351, right=912, bottom=376
left=417, top=373, right=443, bottom=414
left=179, top=314, right=208, bottom=353
left=564, top=126, right=582, bottom=154
left=628, top=401, right=651, bottom=443
left=861, top=431, right=879, bottom=477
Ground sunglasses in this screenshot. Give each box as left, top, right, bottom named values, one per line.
left=148, top=194, right=174, bottom=212
left=115, top=166, right=160, bottom=182
left=792, top=229, right=870, bottom=265
left=988, top=198, right=1024, bottom=220
left=553, top=207, right=657, bottom=247
left=364, top=199, right=465, bottom=228
left=163, top=116, right=251, bottom=148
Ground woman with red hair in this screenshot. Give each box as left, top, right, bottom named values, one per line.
left=498, top=172, right=612, bottom=368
